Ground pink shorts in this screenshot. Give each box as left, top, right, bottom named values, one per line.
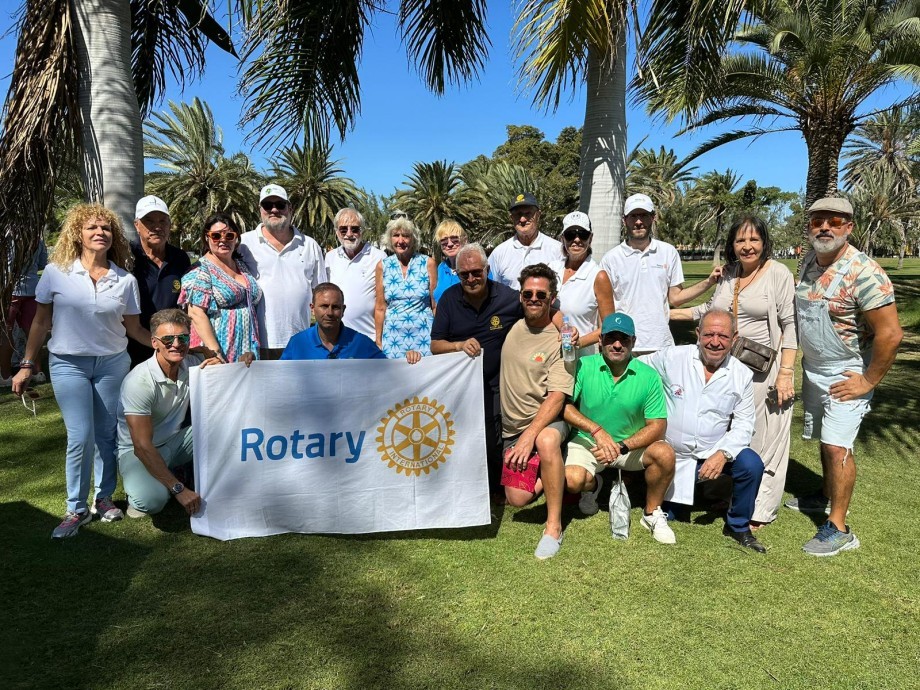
left=500, top=447, right=541, bottom=493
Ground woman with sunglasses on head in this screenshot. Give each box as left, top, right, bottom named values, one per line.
left=671, top=215, right=797, bottom=528
left=179, top=213, right=262, bottom=363
left=374, top=216, right=437, bottom=359
left=431, top=219, right=492, bottom=305
left=12, top=203, right=151, bottom=538
left=548, top=211, right=616, bottom=357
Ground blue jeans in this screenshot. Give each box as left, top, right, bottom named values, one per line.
left=119, top=427, right=194, bottom=514
left=701, top=448, right=765, bottom=532
left=49, top=352, right=129, bottom=513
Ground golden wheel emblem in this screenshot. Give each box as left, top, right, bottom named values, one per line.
left=376, top=396, right=455, bottom=475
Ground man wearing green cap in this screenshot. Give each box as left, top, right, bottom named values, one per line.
left=563, top=312, right=676, bottom=544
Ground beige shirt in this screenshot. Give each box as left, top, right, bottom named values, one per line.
left=499, top=320, right=574, bottom=438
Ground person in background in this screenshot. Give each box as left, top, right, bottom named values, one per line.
left=432, top=219, right=491, bottom=305
left=374, top=217, right=437, bottom=359
left=489, top=193, right=564, bottom=290
left=12, top=203, right=151, bottom=538
left=128, top=195, right=190, bottom=368
left=179, top=213, right=262, bottom=363
left=325, top=207, right=385, bottom=341
left=671, top=215, right=797, bottom=528
left=548, top=211, right=615, bottom=356
left=1, top=238, right=47, bottom=385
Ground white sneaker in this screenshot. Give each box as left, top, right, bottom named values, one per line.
left=578, top=474, right=604, bottom=515
left=640, top=507, right=676, bottom=544
left=126, top=503, right=148, bottom=519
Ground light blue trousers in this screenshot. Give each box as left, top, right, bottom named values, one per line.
left=49, top=351, right=130, bottom=513
left=119, top=426, right=194, bottom=514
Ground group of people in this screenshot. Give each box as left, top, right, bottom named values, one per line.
left=7, top=186, right=902, bottom=562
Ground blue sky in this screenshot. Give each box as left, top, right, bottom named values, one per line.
left=0, top=3, right=895, bottom=200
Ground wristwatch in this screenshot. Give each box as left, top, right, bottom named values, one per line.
left=719, top=450, right=733, bottom=462
left=170, top=482, right=185, bottom=496
left=619, top=442, right=630, bottom=456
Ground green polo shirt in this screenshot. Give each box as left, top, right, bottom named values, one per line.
left=570, top=354, right=667, bottom=447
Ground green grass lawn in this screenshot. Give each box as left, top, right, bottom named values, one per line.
left=2, top=260, right=918, bottom=689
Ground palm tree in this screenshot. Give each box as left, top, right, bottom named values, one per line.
left=272, top=142, right=365, bottom=250
left=849, top=169, right=920, bottom=268
left=689, top=169, right=742, bottom=264
left=461, top=158, right=541, bottom=247
left=144, top=98, right=261, bottom=246
left=638, top=0, right=920, bottom=212
left=843, top=106, right=920, bottom=190
left=627, top=146, right=697, bottom=212
left=394, top=161, right=478, bottom=248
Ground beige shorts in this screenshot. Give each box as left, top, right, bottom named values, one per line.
left=565, top=440, right=648, bottom=476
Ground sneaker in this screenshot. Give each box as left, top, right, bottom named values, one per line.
left=534, top=530, right=564, bottom=560
left=51, top=510, right=92, bottom=538
left=578, top=474, right=604, bottom=516
left=91, top=496, right=124, bottom=522
left=126, top=503, right=148, bottom=519
left=803, top=520, right=860, bottom=557
left=0, top=374, right=12, bottom=388
left=31, top=371, right=47, bottom=384
left=785, top=491, right=851, bottom=516
left=640, top=507, right=677, bottom=544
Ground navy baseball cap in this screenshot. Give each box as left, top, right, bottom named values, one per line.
left=509, top=192, right=539, bottom=211
left=601, top=312, right=636, bottom=337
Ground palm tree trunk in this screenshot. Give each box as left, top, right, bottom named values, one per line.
left=72, top=0, right=143, bottom=241
left=579, top=33, right=627, bottom=257
left=802, top=124, right=848, bottom=250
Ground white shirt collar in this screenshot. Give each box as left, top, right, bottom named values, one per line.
left=512, top=232, right=546, bottom=250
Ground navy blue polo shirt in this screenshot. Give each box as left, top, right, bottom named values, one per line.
left=280, top=324, right=387, bottom=360
left=131, top=242, right=191, bottom=328
left=431, top=280, right=522, bottom=392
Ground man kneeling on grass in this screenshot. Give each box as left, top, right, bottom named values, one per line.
left=563, top=312, right=676, bottom=543
left=116, top=308, right=250, bottom=517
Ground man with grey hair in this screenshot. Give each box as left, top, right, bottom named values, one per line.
left=785, top=197, right=902, bottom=556
left=239, top=184, right=326, bottom=359
left=431, top=243, right=523, bottom=497
left=489, top=192, right=564, bottom=289
left=325, top=207, right=385, bottom=341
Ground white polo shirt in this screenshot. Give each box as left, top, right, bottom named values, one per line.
left=116, top=353, right=202, bottom=453
left=35, top=260, right=141, bottom=356
left=549, top=258, right=600, bottom=356
left=489, top=232, right=564, bottom=289
left=239, top=226, right=326, bottom=349
left=640, top=345, right=755, bottom=505
left=599, top=238, right=684, bottom=351
left=325, top=241, right=385, bottom=340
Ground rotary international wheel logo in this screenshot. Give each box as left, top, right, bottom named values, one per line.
left=376, top=396, right=455, bottom=475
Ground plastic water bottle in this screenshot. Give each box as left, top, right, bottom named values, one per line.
left=561, top=316, right=576, bottom=362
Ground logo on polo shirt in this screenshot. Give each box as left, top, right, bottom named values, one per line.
left=172, top=279, right=181, bottom=293
left=376, top=396, right=455, bottom=476
left=670, top=383, right=684, bottom=399
left=490, top=315, right=502, bottom=330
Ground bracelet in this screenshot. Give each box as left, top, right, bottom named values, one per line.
left=19, top=360, right=35, bottom=369
left=589, top=425, right=602, bottom=437
left=779, top=366, right=794, bottom=372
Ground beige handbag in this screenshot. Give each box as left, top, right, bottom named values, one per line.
left=730, top=271, right=776, bottom=374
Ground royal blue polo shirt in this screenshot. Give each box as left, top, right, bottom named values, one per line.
left=131, top=242, right=191, bottom=329
left=280, top=324, right=387, bottom=360
left=430, top=280, right=522, bottom=392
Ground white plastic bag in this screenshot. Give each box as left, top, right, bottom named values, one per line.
left=609, top=469, right=631, bottom=540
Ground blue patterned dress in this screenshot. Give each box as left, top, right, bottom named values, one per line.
left=381, top=253, right=434, bottom=358
left=179, top=256, right=262, bottom=362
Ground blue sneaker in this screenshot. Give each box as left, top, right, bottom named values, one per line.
left=803, top=520, right=860, bottom=557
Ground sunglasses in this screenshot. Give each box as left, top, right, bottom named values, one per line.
left=154, top=333, right=191, bottom=347
left=260, top=200, right=288, bottom=211
left=810, top=216, right=849, bottom=229
left=207, top=231, right=238, bottom=242
left=563, top=228, right=592, bottom=242
left=21, top=387, right=39, bottom=417
left=458, top=268, right=483, bottom=280
left=521, top=290, right=549, bottom=301
left=439, top=235, right=462, bottom=246
left=338, top=225, right=361, bottom=233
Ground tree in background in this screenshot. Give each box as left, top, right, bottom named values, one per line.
left=144, top=98, right=261, bottom=248
left=627, top=145, right=697, bottom=233
left=393, top=160, right=478, bottom=250
left=272, top=142, right=365, bottom=251
left=843, top=106, right=920, bottom=191
left=460, top=157, right=542, bottom=248
left=689, top=169, right=742, bottom=264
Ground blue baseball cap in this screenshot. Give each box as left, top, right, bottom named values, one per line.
left=601, top=312, right=636, bottom=337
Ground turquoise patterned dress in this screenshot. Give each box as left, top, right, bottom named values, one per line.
left=381, top=253, right=434, bottom=359
left=179, top=256, right=262, bottom=362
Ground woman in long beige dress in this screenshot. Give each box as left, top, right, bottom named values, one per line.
left=672, top=215, right=797, bottom=526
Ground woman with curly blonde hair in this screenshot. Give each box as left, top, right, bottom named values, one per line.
left=13, top=203, right=151, bottom=538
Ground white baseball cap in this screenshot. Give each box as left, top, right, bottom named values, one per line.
left=623, top=193, right=655, bottom=216
left=259, top=184, right=289, bottom=203
left=562, top=211, right=592, bottom=232
left=135, top=195, right=169, bottom=219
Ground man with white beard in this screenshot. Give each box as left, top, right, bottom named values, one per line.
left=324, top=207, right=386, bottom=340
left=785, top=197, right=902, bottom=556
left=239, top=184, right=326, bottom=358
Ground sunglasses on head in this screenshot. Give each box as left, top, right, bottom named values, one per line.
left=154, top=333, right=191, bottom=347
left=810, top=215, right=849, bottom=229
left=521, top=289, right=549, bottom=301
left=563, top=228, right=591, bottom=242
left=459, top=268, right=483, bottom=280
left=260, top=200, right=288, bottom=211
left=207, top=230, right=238, bottom=242
left=338, top=225, right=361, bottom=233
